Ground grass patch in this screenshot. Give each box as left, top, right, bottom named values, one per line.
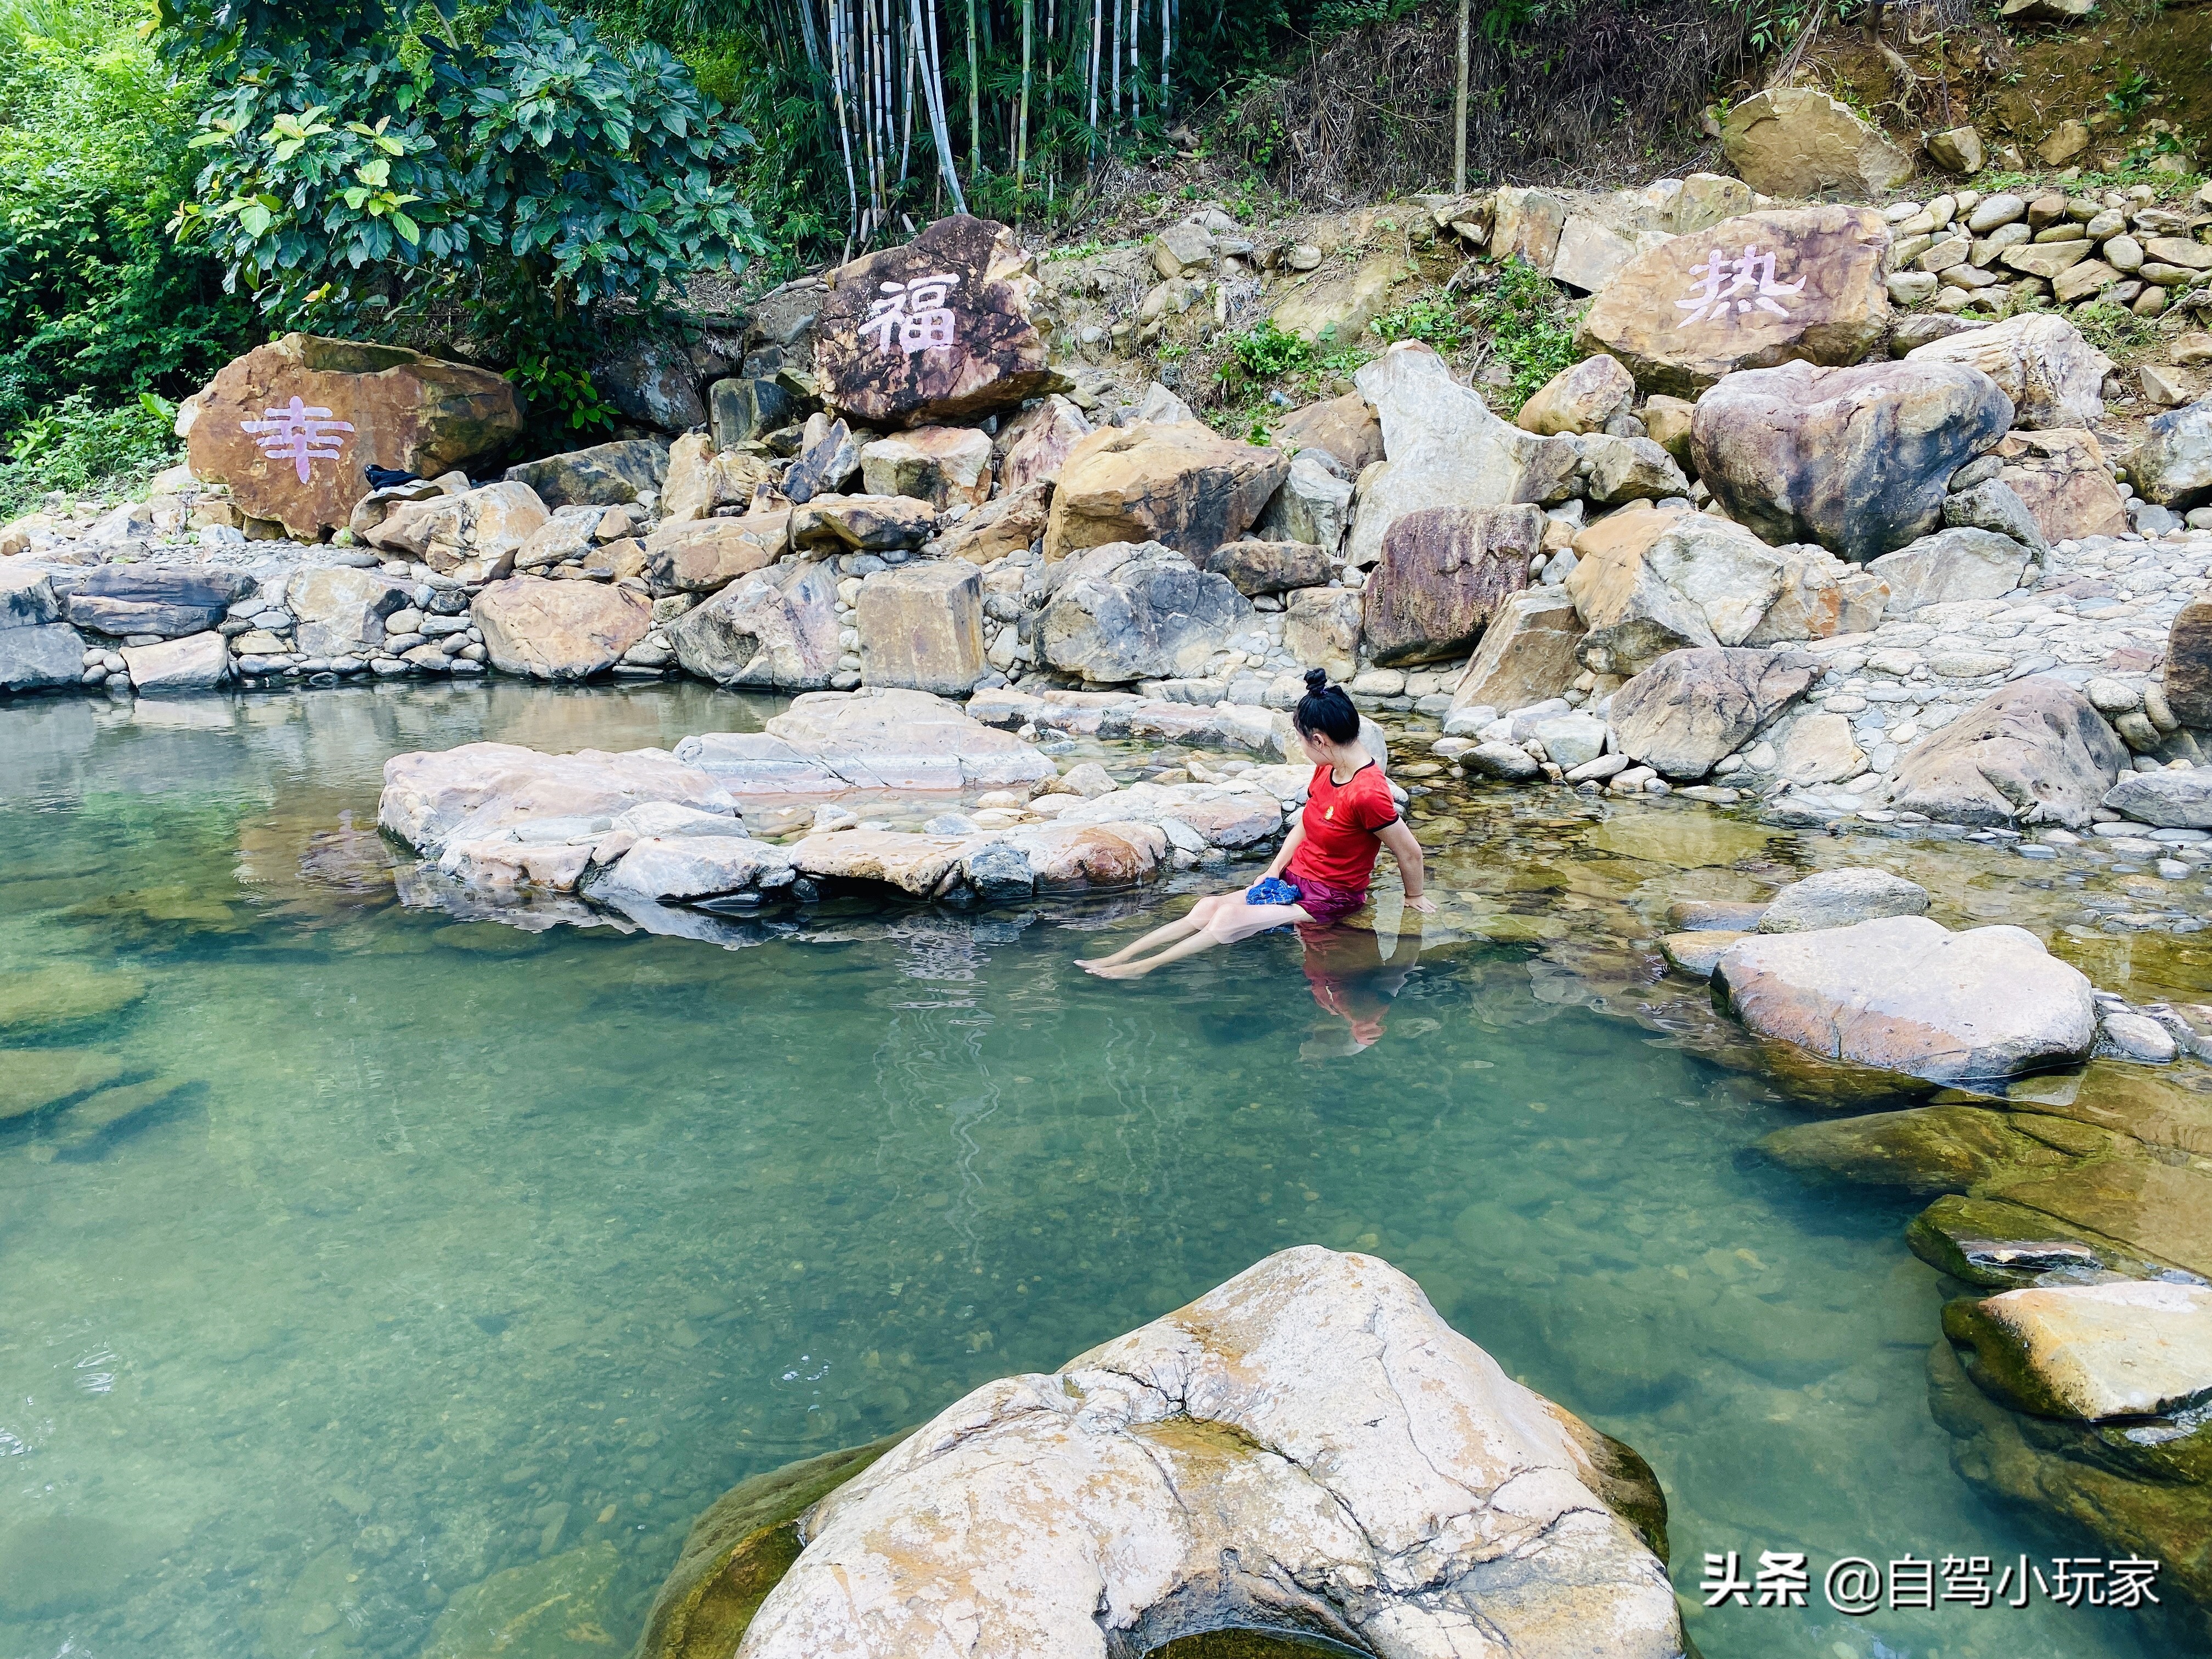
left=0, top=392, right=178, bottom=520
left=1470, top=257, right=1582, bottom=415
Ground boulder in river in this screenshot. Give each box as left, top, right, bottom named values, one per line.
left=1039, top=539, right=1252, bottom=684
left=1994, top=428, right=2129, bottom=544
left=1567, top=510, right=1788, bottom=677
left=1204, top=538, right=1333, bottom=597
left=673, top=687, right=1058, bottom=798
left=1607, top=646, right=1815, bottom=780
left=368, top=480, right=550, bottom=575
left=121, top=630, right=229, bottom=692
left=1042, top=421, right=1288, bottom=564
left=0, top=568, right=83, bottom=692
left=813, top=214, right=1060, bottom=428
left=471, top=576, right=650, bottom=681
left=67, top=564, right=256, bottom=639
left=379, top=742, right=737, bottom=851
left=1757, top=867, right=1930, bottom=933
left=730, top=1246, right=1686, bottom=1658
left=289, top=566, right=414, bottom=656
left=1944, top=1279, right=2212, bottom=1421
left=1716, top=915, right=2097, bottom=1084
left=2169, top=595, right=2212, bottom=729
left=1691, top=358, right=2012, bottom=562
left=1889, top=678, right=2126, bottom=828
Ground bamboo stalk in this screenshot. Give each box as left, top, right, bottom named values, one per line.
left=1453, top=0, right=1468, bottom=193
left=1017, top=0, right=1032, bottom=193
left=916, top=0, right=968, bottom=214
left=826, top=0, right=861, bottom=250
left=967, top=0, right=980, bottom=179
left=1086, top=0, right=1101, bottom=150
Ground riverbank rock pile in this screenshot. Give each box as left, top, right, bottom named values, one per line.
left=635, top=1247, right=1688, bottom=1659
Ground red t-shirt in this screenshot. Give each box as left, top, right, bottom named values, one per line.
left=1287, top=761, right=1399, bottom=893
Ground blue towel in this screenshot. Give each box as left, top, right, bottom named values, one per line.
left=1246, top=876, right=1302, bottom=907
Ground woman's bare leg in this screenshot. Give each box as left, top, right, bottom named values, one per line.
left=1086, top=903, right=1312, bottom=979
left=1075, top=895, right=1227, bottom=969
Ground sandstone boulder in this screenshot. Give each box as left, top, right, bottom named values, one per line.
left=1277, top=391, right=1385, bottom=473
left=67, top=564, right=255, bottom=638
left=1577, top=207, right=1893, bottom=397
left=1867, top=527, right=2033, bottom=613
left=471, top=576, right=651, bottom=681
left=644, top=512, right=789, bottom=594
left=706, top=375, right=797, bottom=449
left=1717, top=915, right=2096, bottom=1084
left=1720, top=87, right=1915, bottom=198
left=379, top=743, right=736, bottom=851
left=782, top=416, right=864, bottom=504
left=1758, top=867, right=1930, bottom=933
left=858, top=425, right=994, bottom=508
left=814, top=215, right=1059, bottom=427
left=665, top=561, right=840, bottom=690
left=504, top=439, right=665, bottom=509
left=1283, top=586, right=1364, bottom=676
left=1581, top=434, right=1691, bottom=507
left=1517, top=354, right=1636, bottom=436
left=1450, top=588, right=1587, bottom=715
left=1040, top=539, right=1252, bottom=684
left=1268, top=251, right=1408, bottom=343
left=1692, top=358, right=2012, bottom=561
left=2103, top=766, right=2212, bottom=827
left=187, top=334, right=522, bottom=539
left=1205, top=539, right=1334, bottom=597
left=1743, top=544, right=1888, bottom=644
left=1567, top=511, right=1788, bottom=676
left=661, top=434, right=776, bottom=523
left=1907, top=313, right=2112, bottom=431
left=737, top=1248, right=1685, bottom=1659
left=1609, top=647, right=1815, bottom=780
left=367, top=480, right=550, bottom=574
left=1255, top=453, right=1352, bottom=550
left=2128, top=396, right=2212, bottom=510
left=1994, top=428, right=2129, bottom=543
left=1889, top=678, right=2127, bottom=827
left=673, top=687, right=1057, bottom=797
left=289, top=566, right=413, bottom=656
left=1363, top=504, right=1543, bottom=665
left=856, top=561, right=986, bottom=695
left=1043, top=422, right=1289, bottom=563
left=997, top=393, right=1091, bottom=490
left=121, top=630, right=229, bottom=691
left=788, top=493, right=936, bottom=554
left=1347, top=344, right=1575, bottom=567
left=924, top=481, right=1052, bottom=565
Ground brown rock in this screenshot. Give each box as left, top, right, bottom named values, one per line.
left=2167, top=596, right=2212, bottom=728
left=1282, top=587, right=1363, bottom=676
left=1610, top=647, right=1815, bottom=780
left=1489, top=187, right=1568, bottom=270
left=1043, top=422, right=1289, bottom=563
left=665, top=561, right=840, bottom=689
left=646, top=512, right=790, bottom=594
left=1516, top=355, right=1635, bottom=436
left=1566, top=511, right=1787, bottom=675
left=1276, top=392, right=1384, bottom=473
left=1268, top=251, right=1408, bottom=343
left=662, top=434, right=776, bottom=523
left=1577, top=207, right=1893, bottom=398
left=1720, top=88, right=1915, bottom=198
left=859, top=425, right=994, bottom=507
left=1449, top=588, right=1585, bottom=714
left=187, top=336, right=521, bottom=541
left=1889, top=678, right=2126, bottom=828
left=1641, top=396, right=1697, bottom=466
left=997, top=394, right=1092, bottom=490
left=1690, top=358, right=2012, bottom=561
left=1993, top=429, right=2129, bottom=543
left=926, top=481, right=1053, bottom=565
left=1205, top=540, right=1334, bottom=597
left=856, top=561, right=987, bottom=695
left=788, top=494, right=936, bottom=554
left=1362, top=505, right=1543, bottom=666
left=472, top=576, right=651, bottom=680
left=814, top=215, right=1059, bottom=428
left=365, top=481, right=550, bottom=574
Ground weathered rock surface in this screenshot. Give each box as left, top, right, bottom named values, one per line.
left=67, top=564, right=255, bottom=638
left=122, top=630, right=229, bottom=692
left=1743, top=544, right=1888, bottom=645
left=1946, top=1279, right=2212, bottom=1421
left=1889, top=678, right=2127, bottom=828
left=1942, top=479, right=2046, bottom=553
left=1567, top=511, right=1787, bottom=676
left=1717, top=915, right=2097, bottom=1084
left=1577, top=207, right=1893, bottom=397
left=1204, top=539, right=1333, bottom=597
left=1517, top=354, right=1635, bottom=436
left=594, top=834, right=797, bottom=905
left=782, top=416, right=864, bottom=505
left=504, top=439, right=666, bottom=509
left=814, top=215, right=1059, bottom=427
left=289, top=566, right=413, bottom=656
left=1269, top=250, right=1409, bottom=345
left=645, top=512, right=789, bottom=593
left=788, top=493, right=936, bottom=554
left=662, top=435, right=775, bottom=523
left=2130, top=397, right=2212, bottom=510
left=856, top=561, right=986, bottom=695
left=0, top=569, right=82, bottom=691
left=1362, top=504, right=1543, bottom=665
left=2169, top=595, right=2212, bottom=728
left=674, top=689, right=1057, bottom=798
left=1043, top=422, right=1288, bottom=563
left=1450, top=589, right=1586, bottom=715
left=472, top=577, right=651, bottom=681
left=859, top=425, right=995, bottom=508
left=1692, top=358, right=2012, bottom=561
left=1866, top=527, right=2033, bottom=613
left=924, top=481, right=1052, bottom=565
left=1255, top=453, right=1353, bottom=550
left=1608, top=647, right=1815, bottom=780
left=1758, top=868, right=1930, bottom=933
left=1039, top=539, right=1253, bottom=684
left=997, top=394, right=1092, bottom=492
left=1907, top=313, right=2113, bottom=431
left=708, top=375, right=797, bottom=450
left=368, top=481, right=550, bottom=574
left=1720, top=87, right=1915, bottom=198
left=666, top=562, right=840, bottom=690
left=379, top=743, right=737, bottom=851
left=1283, top=586, right=1364, bottom=676
left=1276, top=391, right=1384, bottom=473
left=2104, top=767, right=2212, bottom=828
left=187, top=334, right=522, bottom=539
left=738, top=1248, right=1685, bottom=1659
left=1994, top=428, right=2129, bottom=544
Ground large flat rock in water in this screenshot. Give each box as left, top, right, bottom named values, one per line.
left=738, top=1246, right=1686, bottom=1658
left=673, top=687, right=1057, bottom=799
left=1716, top=915, right=2096, bottom=1085
left=379, top=743, right=738, bottom=851
left=1946, top=1279, right=2212, bottom=1420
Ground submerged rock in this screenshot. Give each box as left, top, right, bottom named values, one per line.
left=379, top=743, right=737, bottom=853
left=736, top=1247, right=1686, bottom=1658
left=1756, top=867, right=1929, bottom=933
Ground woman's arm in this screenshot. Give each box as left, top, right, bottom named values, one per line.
left=1259, top=816, right=1306, bottom=882
left=1377, top=819, right=1436, bottom=913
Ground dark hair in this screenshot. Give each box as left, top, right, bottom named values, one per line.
left=1294, top=668, right=1361, bottom=744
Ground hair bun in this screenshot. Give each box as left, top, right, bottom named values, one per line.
left=1303, top=668, right=1329, bottom=693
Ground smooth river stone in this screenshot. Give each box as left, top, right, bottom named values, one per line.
left=1, top=964, right=148, bottom=1033
left=0, top=1049, right=129, bottom=1121
left=1945, top=1279, right=2212, bottom=1420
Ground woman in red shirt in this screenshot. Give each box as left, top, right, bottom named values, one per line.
left=1078, top=670, right=1435, bottom=979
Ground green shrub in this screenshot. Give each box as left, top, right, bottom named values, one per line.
left=1227, top=318, right=1316, bottom=379
left=0, top=391, right=179, bottom=518
left=1373, top=295, right=1472, bottom=352
left=1472, top=255, right=1580, bottom=414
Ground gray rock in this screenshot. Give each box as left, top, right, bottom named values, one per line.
left=1942, top=480, right=2048, bottom=553
left=67, top=564, right=256, bottom=638
left=1460, top=741, right=1542, bottom=781
left=1579, top=433, right=1690, bottom=507
left=2129, top=396, right=2212, bottom=511
left=2098, top=1011, right=2178, bottom=1063
left=1255, top=454, right=1353, bottom=551
left=1866, top=527, right=2032, bottom=613
left=1205, top=539, right=1334, bottom=597
left=121, top=630, right=230, bottom=692
left=1608, top=647, right=1816, bottom=781
left=0, top=622, right=88, bottom=691
left=503, top=439, right=668, bottom=509
left=2103, top=767, right=2212, bottom=828
left=0, top=565, right=63, bottom=629
left=667, top=560, right=842, bottom=689
left=1757, top=868, right=1931, bottom=933
left=1528, top=711, right=1607, bottom=768
left=1039, top=540, right=1252, bottom=685
left=1890, top=678, right=2126, bottom=828
left=1717, top=915, right=2097, bottom=1083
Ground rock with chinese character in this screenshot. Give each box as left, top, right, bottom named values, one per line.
left=1608, top=647, right=1815, bottom=780
left=1346, top=344, right=1577, bottom=569
left=665, top=560, right=842, bottom=690
left=187, top=334, right=523, bottom=540
left=1691, top=358, right=2013, bottom=562
left=1577, top=207, right=1893, bottom=397
left=1362, top=504, right=1543, bottom=665
left=471, top=576, right=651, bottom=681
left=1719, top=87, right=1915, bottom=198
left=729, top=1247, right=1685, bottom=1659
left=1039, top=540, right=1253, bottom=684
left=503, top=439, right=667, bottom=510
left=855, top=561, right=986, bottom=695
left=1042, top=421, right=1290, bottom=564
left=1905, top=313, right=2113, bottom=430
left=814, top=215, right=1060, bottom=428
left=1888, top=679, right=2126, bottom=828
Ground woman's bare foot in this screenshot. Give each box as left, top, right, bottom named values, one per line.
left=1083, top=959, right=1154, bottom=979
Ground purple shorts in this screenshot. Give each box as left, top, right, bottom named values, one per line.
left=1290, top=875, right=1367, bottom=927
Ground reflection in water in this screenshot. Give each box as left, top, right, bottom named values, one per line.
left=1297, top=921, right=1425, bottom=1057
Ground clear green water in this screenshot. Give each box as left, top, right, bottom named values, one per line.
left=0, top=683, right=2190, bottom=1659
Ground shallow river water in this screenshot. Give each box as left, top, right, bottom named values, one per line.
left=0, top=683, right=2196, bottom=1659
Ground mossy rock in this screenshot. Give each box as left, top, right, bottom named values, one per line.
left=45, top=1076, right=190, bottom=1156
left=1760, top=1104, right=2113, bottom=1196
left=0, top=964, right=147, bottom=1034
left=1906, top=1193, right=2177, bottom=1289
left=0, top=1049, right=128, bottom=1122
left=1979, top=1157, right=2212, bottom=1281
left=629, top=1434, right=904, bottom=1659
left=425, top=1540, right=619, bottom=1659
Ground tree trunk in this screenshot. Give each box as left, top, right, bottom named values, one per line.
left=1017, top=0, right=1032, bottom=190
left=967, top=0, right=981, bottom=179
left=1453, top=0, right=1469, bottom=193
